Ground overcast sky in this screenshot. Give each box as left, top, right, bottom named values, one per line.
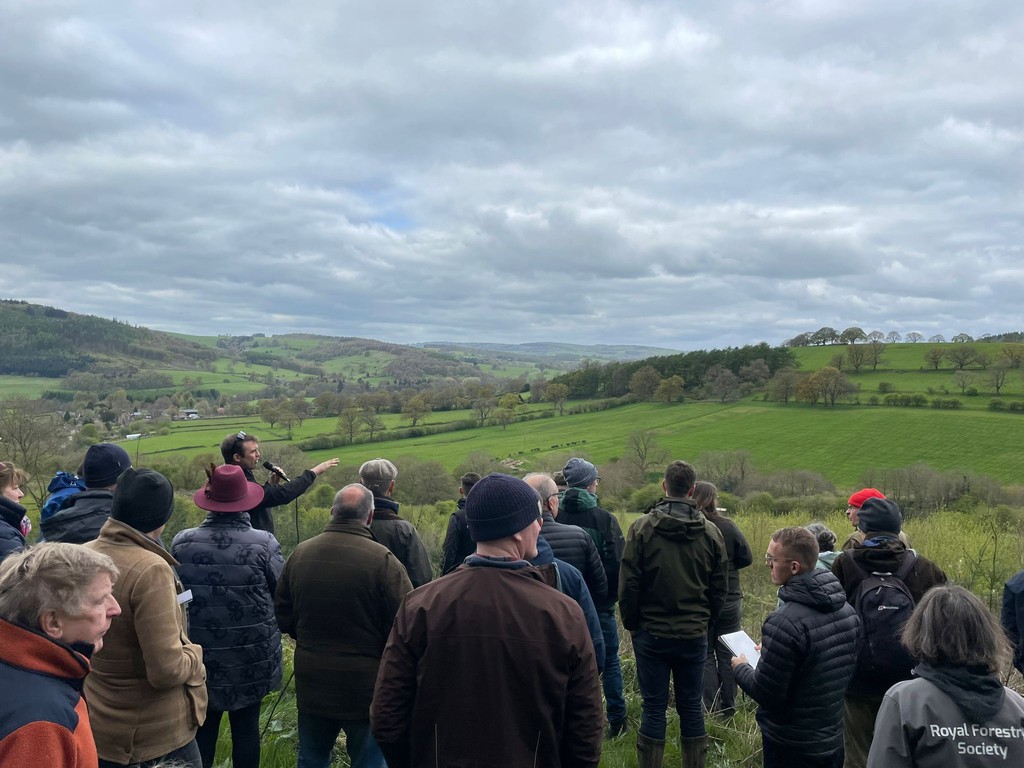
left=2, top=1, right=1022, bottom=349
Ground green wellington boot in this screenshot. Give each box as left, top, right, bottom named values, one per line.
left=636, top=732, right=667, bottom=768
left=681, top=735, right=708, bottom=768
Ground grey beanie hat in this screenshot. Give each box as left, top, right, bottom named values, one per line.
left=466, top=473, right=542, bottom=543
left=562, top=458, right=598, bottom=488
left=856, top=497, right=903, bottom=535
left=112, top=468, right=175, bottom=533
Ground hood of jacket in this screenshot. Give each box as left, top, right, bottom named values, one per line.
left=561, top=487, right=599, bottom=513
left=915, top=662, right=1006, bottom=723
left=646, top=498, right=709, bottom=542
left=850, top=536, right=910, bottom=572
left=778, top=569, right=848, bottom=614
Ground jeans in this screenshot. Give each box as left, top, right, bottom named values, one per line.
left=98, top=739, right=202, bottom=768
left=195, top=700, right=262, bottom=768
left=297, top=713, right=385, bottom=768
left=703, top=598, right=742, bottom=715
left=762, top=738, right=843, bottom=768
left=632, top=628, right=707, bottom=741
left=598, top=609, right=626, bottom=724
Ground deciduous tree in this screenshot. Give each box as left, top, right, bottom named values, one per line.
left=629, top=365, right=662, bottom=400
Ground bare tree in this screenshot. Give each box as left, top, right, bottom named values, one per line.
left=768, top=368, right=801, bottom=404
left=846, top=344, right=868, bottom=373
left=626, top=430, right=669, bottom=476
left=945, top=346, right=977, bottom=370
left=951, top=370, right=974, bottom=394
left=987, top=362, right=1011, bottom=395
left=924, top=347, right=945, bottom=370
left=0, top=398, right=70, bottom=508
left=867, top=341, right=886, bottom=371
left=886, top=331, right=902, bottom=343
left=337, top=407, right=363, bottom=443
left=905, top=332, right=924, bottom=343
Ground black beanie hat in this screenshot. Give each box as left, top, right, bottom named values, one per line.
left=466, top=473, right=542, bottom=543
left=857, top=497, right=903, bottom=535
left=83, top=443, right=132, bottom=488
left=112, top=468, right=175, bottom=533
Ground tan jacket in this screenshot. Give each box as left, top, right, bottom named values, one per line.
left=84, top=519, right=208, bottom=765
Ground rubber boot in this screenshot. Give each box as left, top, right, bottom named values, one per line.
left=681, top=735, right=708, bottom=768
left=636, top=732, right=666, bottom=768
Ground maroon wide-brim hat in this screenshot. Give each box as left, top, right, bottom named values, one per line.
left=194, top=464, right=265, bottom=513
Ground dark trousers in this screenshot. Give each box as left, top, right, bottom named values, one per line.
left=98, top=739, right=202, bottom=768
left=195, top=700, right=262, bottom=768
left=632, top=628, right=707, bottom=740
left=703, top=598, right=742, bottom=715
left=763, top=738, right=843, bottom=768
left=598, top=609, right=627, bottom=724
left=843, top=693, right=885, bottom=768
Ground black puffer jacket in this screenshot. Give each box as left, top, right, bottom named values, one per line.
left=171, top=513, right=285, bottom=712
left=558, top=488, right=624, bottom=611
left=0, top=496, right=26, bottom=564
left=734, top=569, right=861, bottom=756
left=541, top=512, right=608, bottom=605
left=40, top=490, right=112, bottom=544
left=706, top=514, right=753, bottom=601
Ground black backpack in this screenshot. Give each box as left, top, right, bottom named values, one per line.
left=850, top=552, right=918, bottom=687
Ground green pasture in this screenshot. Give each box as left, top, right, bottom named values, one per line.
left=0, top=375, right=64, bottom=398
left=794, top=341, right=1017, bottom=373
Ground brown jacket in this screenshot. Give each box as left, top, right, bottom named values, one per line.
left=371, top=558, right=604, bottom=768
left=275, top=519, right=412, bottom=719
left=84, top=519, right=207, bottom=765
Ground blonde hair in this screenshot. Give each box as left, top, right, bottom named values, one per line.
left=0, top=461, right=29, bottom=492
left=0, top=543, right=119, bottom=627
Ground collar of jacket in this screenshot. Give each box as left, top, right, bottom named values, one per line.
left=562, top=487, right=598, bottom=511
left=464, top=555, right=559, bottom=588
left=0, top=618, right=91, bottom=685
left=324, top=519, right=375, bottom=538
left=373, top=496, right=400, bottom=518
left=200, top=512, right=252, bottom=528
left=96, top=518, right=178, bottom=566
left=0, top=495, right=27, bottom=528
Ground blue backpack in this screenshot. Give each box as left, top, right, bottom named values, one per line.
left=41, top=471, right=88, bottom=522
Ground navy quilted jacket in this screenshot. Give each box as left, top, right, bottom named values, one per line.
left=172, top=513, right=285, bottom=711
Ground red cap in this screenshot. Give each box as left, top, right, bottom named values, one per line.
left=847, top=488, right=885, bottom=508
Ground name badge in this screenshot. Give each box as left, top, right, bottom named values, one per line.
left=177, top=589, right=193, bottom=605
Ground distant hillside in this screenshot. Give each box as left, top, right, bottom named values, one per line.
left=0, top=299, right=219, bottom=377
left=419, top=341, right=681, bottom=365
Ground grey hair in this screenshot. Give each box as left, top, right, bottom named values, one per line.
left=0, top=543, right=119, bottom=628
left=901, top=585, right=1012, bottom=673
left=359, top=458, right=397, bottom=497
left=805, top=522, right=836, bottom=553
left=523, top=473, right=557, bottom=500
left=331, top=483, right=375, bottom=521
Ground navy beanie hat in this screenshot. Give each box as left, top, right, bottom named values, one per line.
left=466, top=473, right=542, bottom=543
left=857, top=497, right=903, bottom=535
left=112, top=468, right=175, bottom=533
left=83, top=443, right=132, bottom=488
left=562, top=458, right=598, bottom=488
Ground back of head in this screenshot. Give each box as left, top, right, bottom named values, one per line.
left=112, top=468, right=175, bottom=534
left=562, top=458, right=598, bottom=489
left=691, top=481, right=718, bottom=516
left=523, top=472, right=557, bottom=501
left=805, top=522, right=836, bottom=553
left=82, top=444, right=132, bottom=489
left=771, top=526, right=819, bottom=572
left=0, top=542, right=118, bottom=628
left=901, top=585, right=1011, bottom=673
left=856, top=497, right=902, bottom=534
left=663, top=460, right=697, bottom=498
left=460, top=472, right=482, bottom=495
left=360, top=458, right=398, bottom=497
left=331, top=483, right=375, bottom=523
left=466, top=473, right=541, bottom=543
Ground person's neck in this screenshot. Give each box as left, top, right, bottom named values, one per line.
left=475, top=541, right=524, bottom=560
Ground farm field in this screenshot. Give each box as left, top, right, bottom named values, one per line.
left=0, top=375, right=63, bottom=398
left=127, top=399, right=1024, bottom=489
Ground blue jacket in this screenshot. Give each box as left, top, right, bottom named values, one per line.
left=532, top=538, right=605, bottom=670
left=172, top=512, right=285, bottom=711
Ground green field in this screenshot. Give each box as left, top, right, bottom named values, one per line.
left=126, top=399, right=1024, bottom=490
left=0, top=375, right=64, bottom=398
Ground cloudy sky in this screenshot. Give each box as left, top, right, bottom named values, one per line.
left=2, top=1, right=1022, bottom=349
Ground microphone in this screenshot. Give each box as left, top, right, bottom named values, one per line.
left=262, top=461, right=291, bottom=482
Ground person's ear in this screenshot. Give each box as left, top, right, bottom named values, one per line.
left=661, top=480, right=667, bottom=494
left=39, top=610, right=63, bottom=641
left=388, top=480, right=396, bottom=495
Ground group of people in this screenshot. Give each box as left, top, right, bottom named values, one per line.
left=2, top=437, right=1024, bottom=768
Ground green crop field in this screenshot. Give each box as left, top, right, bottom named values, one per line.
left=0, top=375, right=64, bottom=398
left=125, top=400, right=1023, bottom=490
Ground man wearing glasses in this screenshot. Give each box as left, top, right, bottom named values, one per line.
left=732, top=527, right=860, bottom=768
left=219, top=431, right=339, bottom=534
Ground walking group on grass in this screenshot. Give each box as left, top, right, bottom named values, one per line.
left=2, top=434, right=1024, bottom=768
